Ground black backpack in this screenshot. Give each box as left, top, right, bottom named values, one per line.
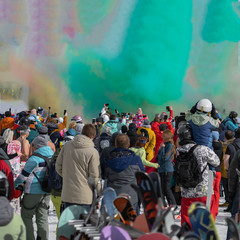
left=176, top=145, right=207, bottom=189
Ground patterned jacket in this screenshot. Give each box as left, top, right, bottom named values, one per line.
left=177, top=143, right=219, bottom=198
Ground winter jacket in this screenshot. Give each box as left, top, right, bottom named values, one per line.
left=0, top=197, right=26, bottom=240
left=157, top=141, right=174, bottom=173
left=0, top=149, right=22, bottom=200
left=133, top=114, right=144, bottom=128
left=220, top=138, right=234, bottom=178
left=47, top=122, right=63, bottom=148
left=212, top=141, right=223, bottom=172
left=99, top=133, right=112, bottom=153
left=56, top=134, right=101, bottom=204
left=130, top=147, right=158, bottom=169
left=15, top=146, right=54, bottom=194
left=137, top=127, right=156, bottom=162
left=27, top=127, right=39, bottom=144
left=177, top=143, right=219, bottom=198
left=223, top=117, right=238, bottom=132
left=93, top=125, right=101, bottom=152
left=228, top=149, right=240, bottom=193
left=186, top=112, right=219, bottom=149
left=127, top=123, right=140, bottom=147
left=58, top=116, right=68, bottom=132
left=0, top=117, right=15, bottom=133
left=104, top=148, right=145, bottom=205
left=225, top=138, right=240, bottom=167
left=151, top=121, right=174, bottom=156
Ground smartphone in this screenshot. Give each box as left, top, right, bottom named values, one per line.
left=164, top=115, right=168, bottom=121
left=64, top=110, right=67, bottom=115
left=92, top=118, right=96, bottom=124
left=105, top=103, right=109, bottom=106
left=9, top=108, right=11, bottom=112
left=166, top=106, right=170, bottom=111
left=180, top=112, right=185, bottom=116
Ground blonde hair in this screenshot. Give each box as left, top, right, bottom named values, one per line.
left=162, top=129, right=176, bottom=159
left=68, top=121, right=76, bottom=130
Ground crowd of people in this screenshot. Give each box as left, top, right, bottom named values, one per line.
left=0, top=100, right=239, bottom=239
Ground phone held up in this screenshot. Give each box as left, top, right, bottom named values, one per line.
left=92, top=118, right=96, bottom=124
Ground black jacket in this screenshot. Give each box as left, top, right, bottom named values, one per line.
left=212, top=141, right=223, bottom=172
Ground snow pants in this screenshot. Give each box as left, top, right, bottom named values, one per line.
left=181, top=196, right=207, bottom=226
left=21, top=193, right=51, bottom=240
left=210, top=172, right=221, bottom=219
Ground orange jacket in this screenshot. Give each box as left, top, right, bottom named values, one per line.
left=0, top=117, right=15, bottom=133
left=58, top=116, right=67, bottom=132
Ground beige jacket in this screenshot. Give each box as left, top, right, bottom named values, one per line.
left=56, top=134, right=101, bottom=204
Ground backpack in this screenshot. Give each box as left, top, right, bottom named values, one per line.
left=32, top=152, right=52, bottom=193
left=176, top=145, right=207, bottom=189
left=48, top=148, right=62, bottom=191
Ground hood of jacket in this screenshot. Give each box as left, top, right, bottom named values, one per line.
left=47, top=122, right=59, bottom=133
left=105, top=148, right=137, bottom=172
left=72, top=134, right=94, bottom=149
left=34, top=145, right=54, bottom=158
left=0, top=197, right=14, bottom=226
left=222, top=138, right=235, bottom=148
left=190, top=113, right=213, bottom=126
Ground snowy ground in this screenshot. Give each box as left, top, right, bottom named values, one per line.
left=45, top=197, right=230, bottom=240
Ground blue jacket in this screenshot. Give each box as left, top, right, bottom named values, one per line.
left=102, top=120, right=123, bottom=135
left=15, top=146, right=54, bottom=194
left=186, top=112, right=219, bottom=149
left=104, top=148, right=145, bottom=204
left=223, top=117, right=238, bottom=132
left=157, top=141, right=174, bottom=173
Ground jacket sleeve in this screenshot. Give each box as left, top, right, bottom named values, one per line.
left=225, top=121, right=238, bottom=132
left=167, top=121, right=174, bottom=134
left=168, top=110, right=173, bottom=122
left=204, top=147, right=220, bottom=167
left=209, top=117, right=220, bottom=129
left=228, top=150, right=240, bottom=193
left=88, top=151, right=102, bottom=196
left=146, top=131, right=156, bottom=152
left=55, top=145, right=64, bottom=177
left=14, top=156, right=38, bottom=188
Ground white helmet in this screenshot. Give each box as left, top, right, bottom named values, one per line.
left=196, top=99, right=212, bottom=113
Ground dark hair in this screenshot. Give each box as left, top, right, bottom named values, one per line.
left=121, top=125, right=128, bottom=134
left=110, top=114, right=116, bottom=121
left=115, top=134, right=130, bottom=149
left=81, top=124, right=96, bottom=138
left=5, top=111, right=11, bottom=117
left=153, top=117, right=161, bottom=123
left=225, top=130, right=234, bottom=140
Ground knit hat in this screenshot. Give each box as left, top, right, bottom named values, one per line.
left=143, top=119, right=151, bottom=128
left=128, top=123, right=137, bottom=131
left=18, top=125, right=30, bottom=133
left=32, top=135, right=49, bottom=149
left=212, top=131, right=220, bottom=141
left=38, top=126, right=48, bottom=135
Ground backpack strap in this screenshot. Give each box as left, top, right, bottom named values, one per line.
left=32, top=152, right=51, bottom=184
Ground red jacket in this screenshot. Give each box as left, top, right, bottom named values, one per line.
left=151, top=121, right=174, bottom=157
left=0, top=159, right=22, bottom=200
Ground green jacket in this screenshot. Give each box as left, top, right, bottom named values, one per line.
left=130, top=147, right=158, bottom=169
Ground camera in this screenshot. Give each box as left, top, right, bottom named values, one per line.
left=92, top=118, right=96, bottom=124
left=105, top=103, right=109, bottom=106
left=64, top=110, right=67, bottom=115
left=166, top=106, right=170, bottom=112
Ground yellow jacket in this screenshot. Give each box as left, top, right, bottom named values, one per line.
left=137, top=127, right=156, bottom=162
